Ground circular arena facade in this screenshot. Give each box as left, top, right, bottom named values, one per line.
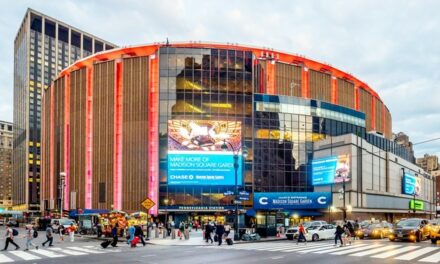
left=42, top=42, right=414, bottom=223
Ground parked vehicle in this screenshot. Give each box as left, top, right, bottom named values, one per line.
left=389, top=218, right=430, bottom=242
left=51, top=218, right=77, bottom=234
left=286, top=221, right=328, bottom=240
left=427, top=219, right=440, bottom=244
left=305, top=224, right=336, bottom=241
left=358, top=222, right=393, bottom=239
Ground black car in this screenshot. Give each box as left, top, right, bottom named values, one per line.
left=389, top=218, right=430, bottom=242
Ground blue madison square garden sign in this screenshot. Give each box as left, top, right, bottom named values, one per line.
left=253, top=192, right=332, bottom=210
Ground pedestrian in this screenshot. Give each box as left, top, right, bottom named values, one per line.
left=224, top=223, right=231, bottom=238
left=24, top=224, right=38, bottom=251
left=194, top=221, right=199, bottom=232
left=215, top=222, right=225, bottom=246
left=334, top=225, right=344, bottom=247
left=111, top=223, right=118, bottom=247
left=204, top=222, right=213, bottom=244
left=353, top=220, right=360, bottom=240
left=343, top=221, right=352, bottom=246
left=127, top=225, right=135, bottom=245
left=67, top=223, right=76, bottom=242
left=170, top=220, right=176, bottom=239
left=179, top=222, right=184, bottom=240
left=134, top=225, right=146, bottom=246
left=184, top=222, right=190, bottom=240
left=59, top=225, right=65, bottom=241
left=296, top=223, right=307, bottom=245
left=166, top=220, right=172, bottom=237
left=2, top=224, right=19, bottom=251
left=42, top=224, right=54, bottom=247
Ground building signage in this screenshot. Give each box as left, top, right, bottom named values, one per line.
left=238, top=190, right=250, bottom=201
left=409, top=200, right=424, bottom=211
left=167, top=120, right=243, bottom=185
left=402, top=173, right=422, bottom=196
left=164, top=206, right=238, bottom=211
left=253, top=192, right=332, bottom=210
left=312, top=155, right=350, bottom=185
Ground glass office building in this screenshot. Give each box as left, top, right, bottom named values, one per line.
left=13, top=8, right=116, bottom=211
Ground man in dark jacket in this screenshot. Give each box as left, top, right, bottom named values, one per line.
left=204, top=222, right=213, bottom=243
left=334, top=225, right=344, bottom=247
left=111, top=223, right=119, bottom=247
left=215, top=222, right=225, bottom=246
left=134, top=225, right=146, bottom=246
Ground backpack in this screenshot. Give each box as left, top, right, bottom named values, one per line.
left=12, top=229, right=18, bottom=236
left=33, top=229, right=38, bottom=238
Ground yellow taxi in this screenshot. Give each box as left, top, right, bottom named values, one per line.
left=428, top=219, right=440, bottom=244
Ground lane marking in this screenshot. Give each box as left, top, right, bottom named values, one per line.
left=30, top=249, right=65, bottom=258
left=282, top=243, right=335, bottom=252
left=297, top=245, right=339, bottom=253
left=395, top=247, right=438, bottom=261
left=418, top=250, right=440, bottom=263
left=66, top=247, right=105, bottom=254
left=350, top=245, right=401, bottom=257
left=331, top=244, right=383, bottom=255
left=9, top=251, right=41, bottom=260
left=371, top=246, right=419, bottom=258
left=0, top=254, right=14, bottom=263
left=314, top=243, right=366, bottom=254
left=49, top=247, right=88, bottom=255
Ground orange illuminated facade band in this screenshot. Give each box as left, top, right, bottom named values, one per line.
left=41, top=42, right=413, bottom=215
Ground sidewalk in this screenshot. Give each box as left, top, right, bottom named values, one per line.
left=84, top=229, right=286, bottom=246
left=145, top=229, right=286, bottom=246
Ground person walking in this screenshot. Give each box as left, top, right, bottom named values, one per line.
left=179, top=222, right=184, bottom=240
left=67, top=223, right=76, bottom=242
left=334, top=225, right=344, bottom=247
left=58, top=225, right=65, bottom=242
left=42, top=224, right=54, bottom=247
left=296, top=223, right=307, bottom=245
left=343, top=221, right=352, bottom=246
left=127, top=225, right=135, bottom=245
left=224, top=223, right=231, bottom=238
left=215, top=222, right=225, bottom=246
left=134, top=225, right=146, bottom=246
left=204, top=222, right=213, bottom=244
left=24, top=224, right=38, bottom=251
left=2, top=224, right=19, bottom=251
left=111, top=223, right=118, bottom=247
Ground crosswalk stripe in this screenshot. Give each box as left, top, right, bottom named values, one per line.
left=30, top=249, right=65, bottom=258
left=350, top=245, right=401, bottom=257
left=265, top=245, right=301, bottom=251
left=67, top=246, right=105, bottom=254
left=236, top=244, right=280, bottom=250
left=371, top=246, right=420, bottom=258
left=9, top=251, right=41, bottom=260
left=418, top=250, right=440, bottom=263
left=49, top=247, right=88, bottom=255
left=282, top=243, right=334, bottom=252
left=0, top=254, right=13, bottom=263
left=331, top=244, right=383, bottom=255
left=297, top=245, right=338, bottom=253
left=314, top=243, right=366, bottom=254
left=395, top=247, right=438, bottom=261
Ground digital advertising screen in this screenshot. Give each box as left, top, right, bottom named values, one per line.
left=167, top=120, right=242, bottom=185
left=402, top=173, right=422, bottom=196
left=312, top=155, right=350, bottom=185
left=253, top=192, right=332, bottom=210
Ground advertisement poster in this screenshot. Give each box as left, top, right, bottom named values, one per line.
left=312, top=155, right=350, bottom=185
left=402, top=173, right=422, bottom=196
left=253, top=192, right=332, bottom=210
left=167, top=120, right=242, bottom=185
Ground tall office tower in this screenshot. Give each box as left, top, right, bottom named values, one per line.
left=0, top=121, right=13, bottom=209
left=13, top=8, right=117, bottom=211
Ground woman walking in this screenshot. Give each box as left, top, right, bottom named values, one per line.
left=24, top=224, right=38, bottom=251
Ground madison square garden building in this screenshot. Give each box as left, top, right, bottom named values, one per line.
left=41, top=42, right=434, bottom=232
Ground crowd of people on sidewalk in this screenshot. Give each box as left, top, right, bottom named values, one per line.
left=203, top=221, right=233, bottom=246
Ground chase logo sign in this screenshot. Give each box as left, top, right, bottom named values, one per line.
left=253, top=192, right=332, bottom=210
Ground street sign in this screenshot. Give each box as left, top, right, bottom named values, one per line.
left=410, top=200, right=424, bottom=211
left=141, top=198, right=156, bottom=210
left=223, top=191, right=234, bottom=196
left=238, top=190, right=250, bottom=201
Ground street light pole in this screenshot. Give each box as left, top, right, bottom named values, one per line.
left=222, top=139, right=248, bottom=241
left=59, top=172, right=66, bottom=218
left=343, top=178, right=346, bottom=221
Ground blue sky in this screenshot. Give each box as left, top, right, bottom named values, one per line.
left=1, top=0, right=439, bottom=157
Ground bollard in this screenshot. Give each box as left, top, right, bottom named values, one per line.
left=163, top=229, right=167, bottom=239
left=171, top=228, right=176, bottom=239
left=155, top=227, right=159, bottom=238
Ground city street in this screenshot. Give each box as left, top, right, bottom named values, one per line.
left=0, top=229, right=440, bottom=263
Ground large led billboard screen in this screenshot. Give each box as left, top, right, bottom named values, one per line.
left=312, top=155, right=350, bottom=185
left=167, top=120, right=242, bottom=185
left=402, top=173, right=422, bottom=196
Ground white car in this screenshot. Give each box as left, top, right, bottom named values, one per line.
left=304, top=224, right=336, bottom=241
left=286, top=221, right=328, bottom=240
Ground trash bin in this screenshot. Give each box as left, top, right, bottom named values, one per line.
left=238, top=228, right=247, bottom=239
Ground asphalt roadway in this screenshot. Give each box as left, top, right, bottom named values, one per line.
left=2, top=234, right=440, bottom=264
